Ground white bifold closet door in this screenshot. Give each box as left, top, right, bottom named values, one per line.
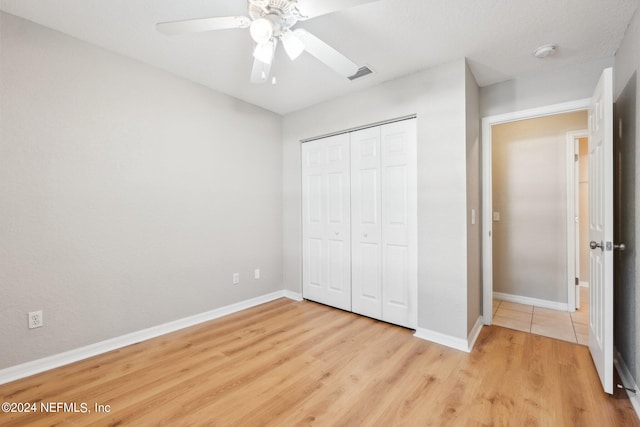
left=351, top=120, right=417, bottom=328
left=301, top=134, right=351, bottom=311
left=302, top=118, right=417, bottom=329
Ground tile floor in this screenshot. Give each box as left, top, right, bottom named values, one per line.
left=492, top=287, right=589, bottom=345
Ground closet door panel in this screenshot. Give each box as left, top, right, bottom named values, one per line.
left=359, top=243, right=380, bottom=297
left=305, top=174, right=323, bottom=230
left=381, top=120, right=418, bottom=328
left=302, top=135, right=351, bottom=311
left=324, top=136, right=351, bottom=310
left=302, top=141, right=325, bottom=303
left=326, top=238, right=349, bottom=308
left=386, top=166, right=407, bottom=224
left=351, top=127, right=382, bottom=319
left=385, top=244, right=409, bottom=307
left=304, top=237, right=324, bottom=301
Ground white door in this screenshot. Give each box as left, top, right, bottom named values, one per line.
left=351, top=127, right=383, bottom=319
left=301, top=135, right=351, bottom=311
left=587, top=67, right=613, bottom=394
left=350, top=119, right=418, bottom=328
left=380, top=120, right=418, bottom=328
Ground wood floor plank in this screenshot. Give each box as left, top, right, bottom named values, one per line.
left=0, top=298, right=637, bottom=426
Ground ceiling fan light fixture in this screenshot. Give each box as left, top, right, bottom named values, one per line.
left=253, top=39, right=276, bottom=65
left=281, top=30, right=305, bottom=60
left=250, top=18, right=274, bottom=44
left=157, top=1, right=366, bottom=84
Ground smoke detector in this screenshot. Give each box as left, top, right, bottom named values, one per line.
left=533, top=44, right=558, bottom=59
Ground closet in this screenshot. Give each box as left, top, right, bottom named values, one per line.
left=301, top=118, right=417, bottom=328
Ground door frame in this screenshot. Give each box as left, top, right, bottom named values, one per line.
left=482, top=99, right=591, bottom=324
left=566, top=129, right=589, bottom=312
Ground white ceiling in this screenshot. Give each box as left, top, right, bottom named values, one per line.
left=1, top=0, right=637, bottom=115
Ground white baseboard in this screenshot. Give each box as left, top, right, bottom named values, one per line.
left=283, top=290, right=303, bottom=301
left=467, top=316, right=483, bottom=351
left=579, top=281, right=589, bottom=288
left=614, top=347, right=640, bottom=419
left=414, top=328, right=468, bottom=352
left=414, top=317, right=483, bottom=353
left=0, top=290, right=300, bottom=385
left=493, top=291, right=568, bottom=311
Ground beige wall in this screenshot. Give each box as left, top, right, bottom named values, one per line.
left=0, top=12, right=283, bottom=369
left=492, top=111, right=588, bottom=303
left=578, top=138, right=590, bottom=282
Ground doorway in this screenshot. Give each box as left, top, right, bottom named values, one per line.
left=490, top=113, right=589, bottom=343
left=482, top=101, right=591, bottom=344
left=483, top=69, right=615, bottom=395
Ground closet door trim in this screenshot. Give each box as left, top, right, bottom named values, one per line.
left=301, top=115, right=417, bottom=144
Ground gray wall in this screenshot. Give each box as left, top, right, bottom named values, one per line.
left=491, top=112, right=587, bottom=303
left=614, top=7, right=640, bottom=386
left=0, top=12, right=283, bottom=369
left=283, top=59, right=476, bottom=339
left=465, top=62, right=482, bottom=333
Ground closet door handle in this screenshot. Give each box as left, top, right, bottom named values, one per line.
left=363, top=233, right=368, bottom=238
left=334, top=231, right=339, bottom=236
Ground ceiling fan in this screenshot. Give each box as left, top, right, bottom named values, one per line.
left=156, top=0, right=376, bottom=84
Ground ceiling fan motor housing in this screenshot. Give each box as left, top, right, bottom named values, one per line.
left=249, top=0, right=299, bottom=37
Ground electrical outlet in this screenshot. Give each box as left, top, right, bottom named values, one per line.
left=28, top=310, right=43, bottom=329
left=233, top=273, right=240, bottom=285
left=254, top=269, right=260, bottom=279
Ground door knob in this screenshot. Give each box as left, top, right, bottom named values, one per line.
left=363, top=233, right=368, bottom=238
left=590, top=241, right=603, bottom=250
left=614, top=243, right=626, bottom=251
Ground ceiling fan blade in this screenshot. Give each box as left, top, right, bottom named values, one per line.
left=156, top=16, right=251, bottom=35
left=294, top=29, right=359, bottom=78
left=296, top=0, right=380, bottom=20
left=250, top=57, right=272, bottom=84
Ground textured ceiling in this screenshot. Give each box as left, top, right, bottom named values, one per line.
left=1, top=0, right=637, bottom=114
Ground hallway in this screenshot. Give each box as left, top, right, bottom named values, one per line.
left=493, top=287, right=589, bottom=345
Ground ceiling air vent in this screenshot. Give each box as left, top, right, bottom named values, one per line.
left=348, top=66, right=374, bottom=81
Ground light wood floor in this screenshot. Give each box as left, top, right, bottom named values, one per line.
left=1, top=298, right=638, bottom=426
